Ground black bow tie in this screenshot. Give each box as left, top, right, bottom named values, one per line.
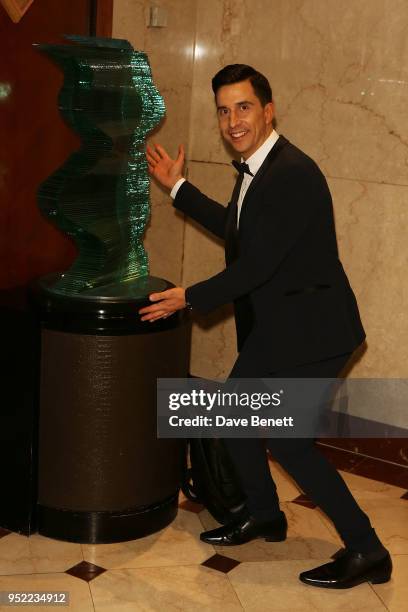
left=231, top=160, right=254, bottom=176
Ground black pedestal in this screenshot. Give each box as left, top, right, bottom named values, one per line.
left=32, top=277, right=191, bottom=543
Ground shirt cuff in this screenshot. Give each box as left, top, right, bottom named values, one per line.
left=170, top=178, right=186, bottom=199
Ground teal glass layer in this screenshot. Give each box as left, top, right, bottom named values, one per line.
left=35, top=36, right=166, bottom=297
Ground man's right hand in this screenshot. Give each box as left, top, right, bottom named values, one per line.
left=146, top=143, right=185, bottom=191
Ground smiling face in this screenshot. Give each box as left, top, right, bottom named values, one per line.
left=216, top=79, right=274, bottom=159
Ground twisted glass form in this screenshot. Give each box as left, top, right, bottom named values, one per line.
left=35, top=36, right=166, bottom=297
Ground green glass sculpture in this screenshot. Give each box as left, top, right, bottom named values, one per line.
left=35, top=36, right=167, bottom=299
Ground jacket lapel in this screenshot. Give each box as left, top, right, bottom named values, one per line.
left=238, top=135, right=289, bottom=233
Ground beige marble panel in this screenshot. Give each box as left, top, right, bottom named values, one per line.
left=329, top=177, right=408, bottom=377
left=82, top=509, right=213, bottom=569
left=189, top=0, right=327, bottom=163
left=190, top=0, right=408, bottom=186
left=198, top=501, right=341, bottom=562
left=113, top=0, right=197, bottom=287
left=228, top=560, right=387, bottom=611
left=143, top=188, right=184, bottom=284
left=0, top=573, right=93, bottom=612
left=90, top=566, right=243, bottom=611
left=0, top=534, right=83, bottom=576
left=113, top=0, right=197, bottom=86
left=182, top=161, right=238, bottom=378
left=112, top=0, right=146, bottom=48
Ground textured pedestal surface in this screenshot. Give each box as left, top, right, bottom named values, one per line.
left=36, top=283, right=190, bottom=543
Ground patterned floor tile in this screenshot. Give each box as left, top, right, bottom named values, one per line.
left=65, top=560, right=106, bottom=582
left=268, top=460, right=302, bottom=501
left=198, top=502, right=340, bottom=562
left=228, top=560, right=387, bottom=611
left=0, top=456, right=406, bottom=610
left=82, top=509, right=213, bottom=569
left=291, top=494, right=317, bottom=509
left=0, top=572, right=94, bottom=611
left=0, top=533, right=83, bottom=576
left=356, top=498, right=408, bottom=554
left=339, top=469, right=406, bottom=501
left=370, top=554, right=408, bottom=611
left=201, top=553, right=240, bottom=573
left=90, top=566, right=243, bottom=611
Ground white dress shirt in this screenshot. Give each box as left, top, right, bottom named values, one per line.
left=235, top=129, right=279, bottom=226
left=170, top=129, right=279, bottom=228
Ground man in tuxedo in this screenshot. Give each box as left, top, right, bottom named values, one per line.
left=140, top=64, right=391, bottom=589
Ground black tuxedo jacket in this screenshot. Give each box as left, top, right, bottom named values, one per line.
left=174, top=135, right=365, bottom=371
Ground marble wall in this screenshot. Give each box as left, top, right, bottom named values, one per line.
left=182, top=0, right=408, bottom=379
left=112, top=0, right=197, bottom=285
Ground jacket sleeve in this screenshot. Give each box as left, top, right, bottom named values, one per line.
left=173, top=180, right=229, bottom=240
left=185, top=168, right=324, bottom=313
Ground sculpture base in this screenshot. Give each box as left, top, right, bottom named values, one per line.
left=38, top=493, right=179, bottom=544
left=38, top=273, right=168, bottom=301
left=31, top=274, right=179, bottom=334
left=30, top=280, right=191, bottom=544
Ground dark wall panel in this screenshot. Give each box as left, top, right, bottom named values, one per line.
left=0, top=0, right=95, bottom=289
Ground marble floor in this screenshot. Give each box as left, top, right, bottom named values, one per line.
left=1, top=450, right=407, bottom=611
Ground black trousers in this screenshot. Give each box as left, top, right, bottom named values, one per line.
left=224, top=351, right=383, bottom=553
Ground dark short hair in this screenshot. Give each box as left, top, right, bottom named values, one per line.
left=212, top=64, right=276, bottom=127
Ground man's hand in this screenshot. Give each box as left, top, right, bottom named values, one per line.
left=146, top=143, right=185, bottom=190
left=139, top=287, right=187, bottom=322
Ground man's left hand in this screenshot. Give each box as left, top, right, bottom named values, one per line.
left=139, top=287, right=187, bottom=322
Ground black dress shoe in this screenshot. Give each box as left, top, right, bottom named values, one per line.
left=299, top=549, right=392, bottom=589
left=200, top=512, right=287, bottom=546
